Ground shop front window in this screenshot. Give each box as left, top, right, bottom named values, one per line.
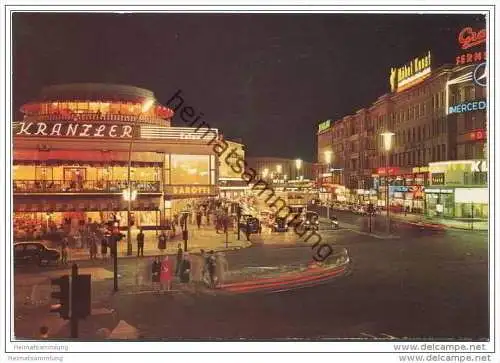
left=170, top=154, right=210, bottom=185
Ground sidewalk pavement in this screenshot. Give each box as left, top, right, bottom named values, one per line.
left=388, top=212, right=488, bottom=231
left=48, top=225, right=252, bottom=262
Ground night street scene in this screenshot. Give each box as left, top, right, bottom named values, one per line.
left=5, top=8, right=493, bottom=355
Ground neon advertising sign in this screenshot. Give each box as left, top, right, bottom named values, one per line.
left=458, top=27, right=486, bottom=50
left=389, top=51, right=431, bottom=93
left=318, top=119, right=331, bottom=133
left=448, top=100, right=487, bottom=115
left=456, top=26, right=486, bottom=65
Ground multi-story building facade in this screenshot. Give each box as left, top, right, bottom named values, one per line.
left=316, top=46, right=487, bottom=217
left=13, top=83, right=221, bottom=240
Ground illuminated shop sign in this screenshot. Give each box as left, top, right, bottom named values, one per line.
left=140, top=126, right=219, bottom=140
left=376, top=167, right=399, bottom=175
left=448, top=100, right=487, bottom=115
left=170, top=185, right=214, bottom=195
left=458, top=27, right=486, bottom=50
left=389, top=186, right=409, bottom=193
left=456, top=27, right=487, bottom=65
left=390, top=51, right=431, bottom=93
left=431, top=173, right=445, bottom=185
left=426, top=188, right=454, bottom=194
left=318, top=120, right=331, bottom=133
left=467, top=129, right=486, bottom=141
left=14, top=121, right=133, bottom=138
left=412, top=166, right=429, bottom=173
left=430, top=160, right=488, bottom=173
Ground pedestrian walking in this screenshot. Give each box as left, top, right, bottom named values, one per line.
left=200, top=249, right=208, bottom=284
left=101, top=234, right=109, bottom=261
left=196, top=211, right=202, bottom=229
left=137, top=228, right=145, bottom=257
left=158, top=231, right=167, bottom=254
left=207, top=250, right=217, bottom=288
left=151, top=256, right=161, bottom=291
left=89, top=234, right=98, bottom=261
left=61, top=237, right=69, bottom=265
left=222, top=214, right=229, bottom=234
left=160, top=255, right=173, bottom=291
left=180, top=252, right=191, bottom=283
left=175, top=243, right=183, bottom=277
left=215, top=251, right=229, bottom=287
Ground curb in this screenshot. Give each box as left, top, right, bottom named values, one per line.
left=219, top=263, right=350, bottom=294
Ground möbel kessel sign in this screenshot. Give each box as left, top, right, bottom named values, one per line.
left=14, top=122, right=133, bottom=138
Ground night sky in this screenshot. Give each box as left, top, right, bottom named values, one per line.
left=12, top=12, right=485, bottom=162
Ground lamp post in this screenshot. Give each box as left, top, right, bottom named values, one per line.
left=276, top=164, right=282, bottom=183
left=262, top=168, right=269, bottom=180
left=324, top=150, right=333, bottom=219
left=381, top=131, right=395, bottom=234
left=295, top=158, right=302, bottom=180
left=126, top=98, right=155, bottom=256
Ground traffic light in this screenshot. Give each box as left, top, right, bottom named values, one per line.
left=72, top=274, right=91, bottom=320
left=50, top=275, right=70, bottom=320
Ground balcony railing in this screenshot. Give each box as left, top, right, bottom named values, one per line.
left=13, top=180, right=161, bottom=194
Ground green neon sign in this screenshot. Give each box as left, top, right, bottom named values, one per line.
left=318, top=119, right=331, bottom=133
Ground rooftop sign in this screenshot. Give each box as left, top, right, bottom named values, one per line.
left=389, top=51, right=431, bottom=93
left=318, top=119, right=331, bottom=133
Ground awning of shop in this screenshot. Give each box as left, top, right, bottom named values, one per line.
left=13, top=150, right=163, bottom=164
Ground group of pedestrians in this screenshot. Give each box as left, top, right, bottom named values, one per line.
left=149, top=248, right=228, bottom=292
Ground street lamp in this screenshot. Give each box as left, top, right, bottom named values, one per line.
left=381, top=131, right=395, bottom=234
left=126, top=98, right=155, bottom=256
left=295, top=158, right=302, bottom=179
left=262, top=168, right=269, bottom=179
left=323, top=150, right=333, bottom=218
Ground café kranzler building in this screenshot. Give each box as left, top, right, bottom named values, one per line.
left=13, top=83, right=219, bottom=238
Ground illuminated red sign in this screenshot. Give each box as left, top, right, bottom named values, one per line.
left=376, top=167, right=399, bottom=175
left=469, top=129, right=486, bottom=141
left=456, top=51, right=486, bottom=66
left=458, top=27, right=486, bottom=50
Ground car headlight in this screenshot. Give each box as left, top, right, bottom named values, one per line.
left=305, top=221, right=310, bottom=224
left=315, top=220, right=319, bottom=224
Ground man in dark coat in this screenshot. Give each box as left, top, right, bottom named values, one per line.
left=175, top=243, right=183, bottom=277
left=136, top=228, right=145, bottom=257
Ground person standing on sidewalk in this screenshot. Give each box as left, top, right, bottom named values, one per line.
left=196, top=210, right=202, bottom=229
left=160, top=255, right=172, bottom=291
left=151, top=256, right=161, bottom=291
left=61, top=237, right=69, bottom=265
left=101, top=234, right=109, bottom=262
left=158, top=231, right=167, bottom=255
left=180, top=252, right=191, bottom=283
left=89, top=233, right=98, bottom=261
left=207, top=250, right=217, bottom=288
left=137, top=228, right=145, bottom=257
left=175, top=243, right=183, bottom=277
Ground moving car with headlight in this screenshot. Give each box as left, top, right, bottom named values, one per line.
left=272, top=217, right=289, bottom=232
left=303, top=211, right=320, bottom=231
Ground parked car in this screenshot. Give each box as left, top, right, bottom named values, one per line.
left=239, top=215, right=261, bottom=234
left=14, top=241, right=60, bottom=266
left=303, top=211, right=320, bottom=231
left=272, top=217, right=289, bottom=232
